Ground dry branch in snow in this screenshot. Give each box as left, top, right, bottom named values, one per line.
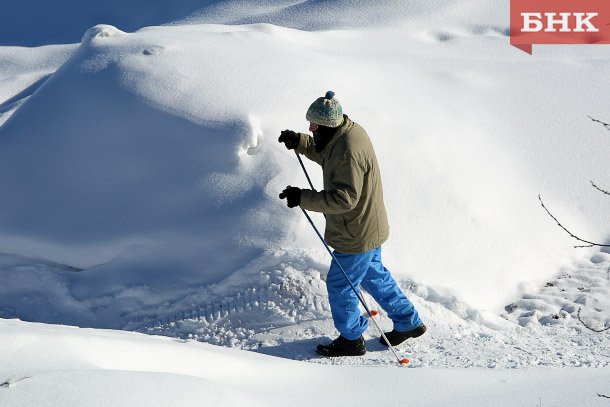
left=590, top=180, right=610, bottom=197
left=538, top=195, right=610, bottom=248
left=588, top=115, right=610, bottom=132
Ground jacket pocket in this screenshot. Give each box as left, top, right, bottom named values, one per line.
left=342, top=214, right=358, bottom=239
left=326, top=214, right=353, bottom=242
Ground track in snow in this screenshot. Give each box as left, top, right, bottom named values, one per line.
left=133, top=250, right=610, bottom=367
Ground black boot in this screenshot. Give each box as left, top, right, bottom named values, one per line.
left=379, top=323, right=427, bottom=347
left=316, top=336, right=366, bottom=357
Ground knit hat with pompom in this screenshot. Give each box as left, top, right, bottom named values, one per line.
left=306, top=91, right=343, bottom=128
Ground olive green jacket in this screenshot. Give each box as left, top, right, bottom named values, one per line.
left=296, top=115, right=389, bottom=254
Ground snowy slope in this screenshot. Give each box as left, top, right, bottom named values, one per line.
left=0, top=44, right=76, bottom=127
left=2, top=319, right=610, bottom=407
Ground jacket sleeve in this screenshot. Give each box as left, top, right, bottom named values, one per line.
left=299, top=153, right=363, bottom=214
left=295, top=133, right=323, bottom=166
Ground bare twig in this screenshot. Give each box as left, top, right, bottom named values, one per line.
left=577, top=307, right=610, bottom=333
left=588, top=115, right=610, bottom=132
left=539, top=195, right=610, bottom=248
left=591, top=180, right=610, bottom=196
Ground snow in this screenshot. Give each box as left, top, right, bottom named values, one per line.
left=2, top=17, right=609, bottom=324
left=2, top=319, right=610, bottom=407
left=0, top=44, right=76, bottom=126
left=1, top=0, right=610, bottom=405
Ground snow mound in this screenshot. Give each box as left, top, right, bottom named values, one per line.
left=82, top=24, right=126, bottom=41
left=0, top=23, right=312, bottom=327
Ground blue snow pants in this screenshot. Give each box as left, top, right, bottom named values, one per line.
left=327, top=246, right=422, bottom=340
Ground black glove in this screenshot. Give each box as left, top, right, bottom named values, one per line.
left=279, top=186, right=301, bottom=208
left=278, top=130, right=300, bottom=150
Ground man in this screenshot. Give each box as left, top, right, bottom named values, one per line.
left=278, top=91, right=425, bottom=357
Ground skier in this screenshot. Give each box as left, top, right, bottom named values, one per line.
left=278, top=91, right=426, bottom=357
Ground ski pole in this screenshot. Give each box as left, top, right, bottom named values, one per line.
left=294, top=151, right=325, bottom=218
left=300, top=207, right=409, bottom=365
left=294, top=150, right=378, bottom=316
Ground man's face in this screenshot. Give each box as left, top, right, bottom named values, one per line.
left=310, top=122, right=322, bottom=145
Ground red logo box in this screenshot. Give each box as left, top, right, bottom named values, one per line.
left=510, top=0, right=610, bottom=54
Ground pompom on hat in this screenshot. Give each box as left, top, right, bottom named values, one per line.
left=306, top=91, right=343, bottom=128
